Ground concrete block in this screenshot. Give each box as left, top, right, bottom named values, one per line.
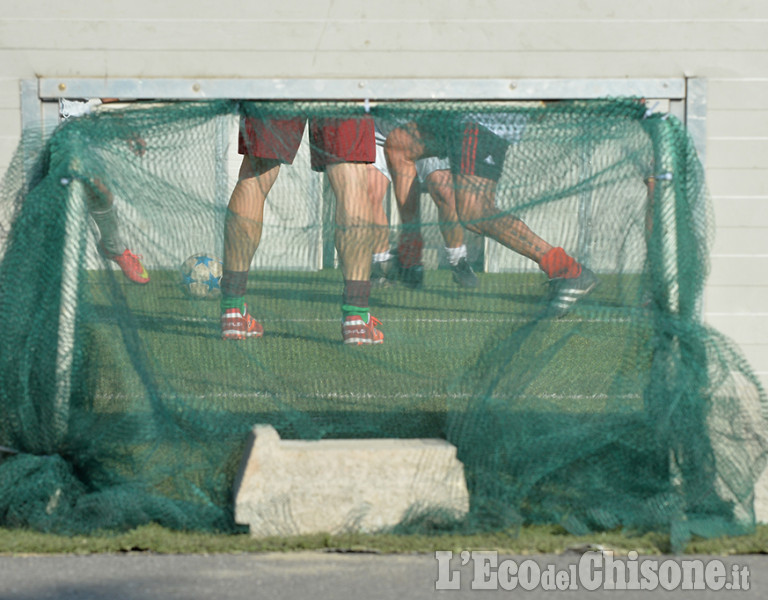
left=233, top=425, right=470, bottom=537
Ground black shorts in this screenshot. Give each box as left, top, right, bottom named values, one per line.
left=447, top=122, right=507, bottom=181
left=417, top=119, right=508, bottom=182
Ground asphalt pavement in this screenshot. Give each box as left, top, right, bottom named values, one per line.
left=0, top=551, right=766, bottom=599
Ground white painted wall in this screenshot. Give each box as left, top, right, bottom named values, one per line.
left=1, top=0, right=767, bottom=391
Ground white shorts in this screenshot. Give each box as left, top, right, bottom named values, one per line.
left=415, top=156, right=450, bottom=184
left=373, top=123, right=450, bottom=185
left=372, top=140, right=391, bottom=181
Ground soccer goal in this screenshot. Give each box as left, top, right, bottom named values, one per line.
left=0, top=78, right=765, bottom=549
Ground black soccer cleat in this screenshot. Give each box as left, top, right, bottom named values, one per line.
left=390, top=246, right=424, bottom=289
left=451, top=257, right=478, bottom=288
left=398, top=262, right=424, bottom=289
left=546, top=267, right=598, bottom=317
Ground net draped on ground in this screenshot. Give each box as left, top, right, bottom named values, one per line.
left=0, top=98, right=766, bottom=550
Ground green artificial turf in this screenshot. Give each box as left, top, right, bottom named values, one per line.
left=83, top=267, right=652, bottom=420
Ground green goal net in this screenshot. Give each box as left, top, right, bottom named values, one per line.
left=0, top=98, right=765, bottom=551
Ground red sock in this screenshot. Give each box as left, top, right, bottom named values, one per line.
left=343, top=279, right=371, bottom=309
left=398, top=233, right=423, bottom=268
left=540, top=247, right=582, bottom=279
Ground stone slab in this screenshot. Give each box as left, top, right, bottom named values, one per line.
left=233, top=425, right=469, bottom=537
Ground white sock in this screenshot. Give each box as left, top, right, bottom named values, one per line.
left=373, top=251, right=393, bottom=263
left=444, top=245, right=467, bottom=267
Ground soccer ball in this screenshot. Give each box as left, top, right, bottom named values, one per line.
left=180, top=254, right=223, bottom=300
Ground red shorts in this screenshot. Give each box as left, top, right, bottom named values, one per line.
left=238, top=116, right=375, bottom=171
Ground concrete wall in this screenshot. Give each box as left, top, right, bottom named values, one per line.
left=1, top=0, right=767, bottom=390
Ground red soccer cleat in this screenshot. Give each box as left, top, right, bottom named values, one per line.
left=221, top=303, right=264, bottom=340
left=100, top=243, right=150, bottom=284
left=342, top=314, right=384, bottom=345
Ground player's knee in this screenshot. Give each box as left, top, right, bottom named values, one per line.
left=384, top=127, right=421, bottom=163
left=238, top=156, right=280, bottom=181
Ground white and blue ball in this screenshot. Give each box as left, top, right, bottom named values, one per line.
left=180, top=254, right=223, bottom=300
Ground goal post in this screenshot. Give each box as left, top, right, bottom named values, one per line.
left=21, top=78, right=701, bottom=440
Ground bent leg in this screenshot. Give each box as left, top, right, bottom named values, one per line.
left=425, top=168, right=463, bottom=250
left=385, top=125, right=425, bottom=269
left=85, top=177, right=124, bottom=256
left=367, top=163, right=391, bottom=257
left=454, top=173, right=553, bottom=263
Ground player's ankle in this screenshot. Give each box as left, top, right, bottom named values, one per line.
left=540, top=247, right=581, bottom=279
left=342, top=304, right=369, bottom=322
left=221, top=295, right=246, bottom=314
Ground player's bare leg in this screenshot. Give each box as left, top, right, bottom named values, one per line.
left=329, top=162, right=382, bottom=344
left=85, top=177, right=149, bottom=284
left=425, top=169, right=463, bottom=249
left=454, top=173, right=553, bottom=262
left=220, top=155, right=278, bottom=340
left=385, top=124, right=426, bottom=287
left=426, top=169, right=477, bottom=287
left=384, top=126, right=423, bottom=234
left=367, top=163, right=391, bottom=258
left=454, top=173, right=597, bottom=315
left=329, top=162, right=372, bottom=281
left=224, top=155, right=280, bottom=272
left=367, top=163, right=396, bottom=286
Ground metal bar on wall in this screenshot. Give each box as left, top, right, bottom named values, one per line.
left=37, top=78, right=687, bottom=102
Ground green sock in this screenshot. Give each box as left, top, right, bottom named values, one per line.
left=342, top=304, right=369, bottom=322
left=221, top=295, right=246, bottom=314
